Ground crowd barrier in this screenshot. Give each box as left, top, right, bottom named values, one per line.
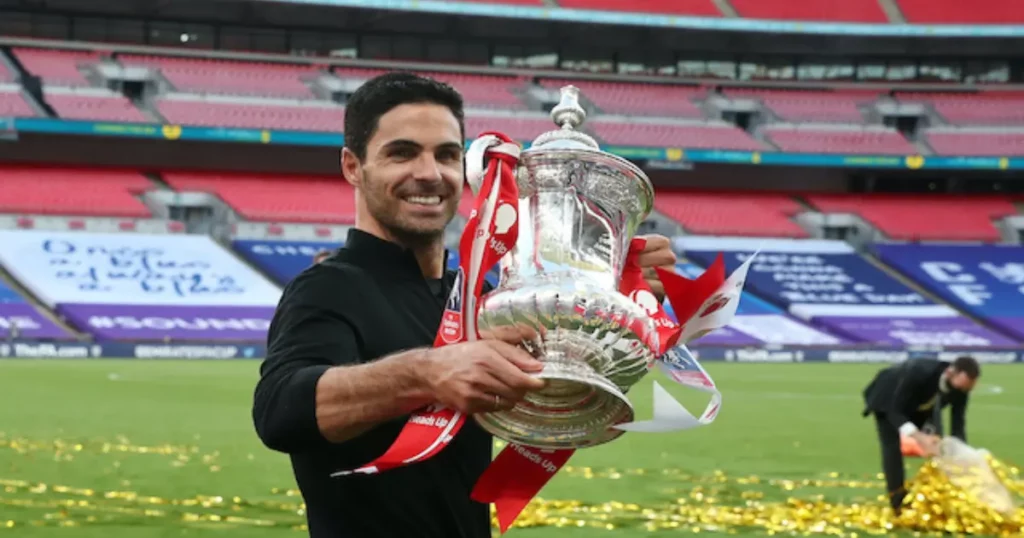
left=1, top=340, right=1021, bottom=363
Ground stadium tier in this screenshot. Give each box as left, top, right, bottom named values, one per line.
left=4, top=47, right=1024, bottom=156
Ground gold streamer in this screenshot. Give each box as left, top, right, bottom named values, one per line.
left=2, top=433, right=1022, bottom=535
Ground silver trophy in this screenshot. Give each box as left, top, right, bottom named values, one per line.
left=474, top=86, right=658, bottom=450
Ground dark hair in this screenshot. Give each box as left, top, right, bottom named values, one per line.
left=951, top=355, right=980, bottom=379
left=343, top=72, right=465, bottom=161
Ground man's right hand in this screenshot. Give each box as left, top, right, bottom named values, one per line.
left=911, top=432, right=942, bottom=457
left=421, top=339, right=546, bottom=415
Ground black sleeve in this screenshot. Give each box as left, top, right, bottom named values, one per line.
left=950, top=392, right=968, bottom=442
left=252, top=266, right=362, bottom=454
left=886, top=361, right=928, bottom=431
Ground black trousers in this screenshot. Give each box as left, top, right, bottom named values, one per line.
left=873, top=413, right=907, bottom=511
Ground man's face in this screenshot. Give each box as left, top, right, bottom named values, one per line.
left=948, top=369, right=978, bottom=392
left=344, top=103, right=463, bottom=245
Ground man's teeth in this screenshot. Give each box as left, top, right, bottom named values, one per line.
left=406, top=196, right=442, bottom=205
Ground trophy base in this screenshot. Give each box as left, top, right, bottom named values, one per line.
left=474, top=337, right=635, bottom=450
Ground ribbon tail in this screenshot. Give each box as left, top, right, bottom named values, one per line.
left=614, top=381, right=701, bottom=433
left=471, top=444, right=574, bottom=534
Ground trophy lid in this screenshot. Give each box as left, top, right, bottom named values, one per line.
left=529, top=85, right=601, bottom=151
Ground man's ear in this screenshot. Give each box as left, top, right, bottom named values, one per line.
left=341, top=148, right=362, bottom=187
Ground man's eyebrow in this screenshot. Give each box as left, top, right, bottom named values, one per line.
left=381, top=139, right=422, bottom=151
left=436, top=141, right=464, bottom=153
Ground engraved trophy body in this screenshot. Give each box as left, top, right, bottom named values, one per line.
left=474, top=86, right=658, bottom=450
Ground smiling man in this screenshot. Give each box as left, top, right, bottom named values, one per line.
left=252, top=72, right=677, bottom=538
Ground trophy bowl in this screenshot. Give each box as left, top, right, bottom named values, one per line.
left=473, top=86, right=658, bottom=450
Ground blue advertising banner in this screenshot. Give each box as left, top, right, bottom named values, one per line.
left=676, top=237, right=1016, bottom=347
left=875, top=243, right=1024, bottom=340
left=231, top=239, right=342, bottom=285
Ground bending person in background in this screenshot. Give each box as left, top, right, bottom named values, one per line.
left=861, top=355, right=980, bottom=513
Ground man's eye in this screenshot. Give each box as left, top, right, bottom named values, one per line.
left=391, top=148, right=416, bottom=159
left=437, top=151, right=461, bottom=163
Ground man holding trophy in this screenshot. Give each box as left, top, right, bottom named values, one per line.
left=252, top=72, right=743, bottom=538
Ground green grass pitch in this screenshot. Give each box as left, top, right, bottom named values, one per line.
left=1, top=359, right=1021, bottom=537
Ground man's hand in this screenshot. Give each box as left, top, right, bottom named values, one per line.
left=422, top=339, right=545, bottom=415
left=635, top=234, right=677, bottom=303
left=911, top=432, right=942, bottom=457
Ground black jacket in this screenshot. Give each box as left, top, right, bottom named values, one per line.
left=862, top=358, right=968, bottom=442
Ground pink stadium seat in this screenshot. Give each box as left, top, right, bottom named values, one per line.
left=557, top=0, right=720, bottom=15
left=655, top=191, right=809, bottom=238
left=0, top=90, right=34, bottom=117
left=118, top=55, right=319, bottom=98
left=0, top=167, right=153, bottom=217
left=897, top=0, right=1024, bottom=23
left=162, top=173, right=356, bottom=224
left=730, top=0, right=888, bottom=21
left=156, top=99, right=345, bottom=131
left=724, top=89, right=878, bottom=123
left=926, top=130, right=1024, bottom=156
left=335, top=68, right=528, bottom=109
left=0, top=61, right=13, bottom=83
left=46, top=93, right=148, bottom=122
left=539, top=79, right=707, bottom=117
left=12, top=48, right=97, bottom=86
left=465, top=116, right=558, bottom=142
left=763, top=126, right=916, bottom=155
left=895, top=92, right=1024, bottom=125
left=589, top=121, right=765, bottom=150
left=805, top=194, right=1017, bottom=242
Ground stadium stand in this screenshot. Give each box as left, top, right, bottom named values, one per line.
left=337, top=68, right=529, bottom=110
left=653, top=191, right=810, bottom=238
left=117, top=54, right=321, bottom=99
left=589, top=120, right=765, bottom=150
left=162, top=172, right=357, bottom=224
left=0, top=167, right=154, bottom=218
left=43, top=88, right=149, bottom=122
left=154, top=95, right=345, bottom=131
left=0, top=88, right=33, bottom=117
left=896, top=0, right=1024, bottom=23
left=12, top=47, right=97, bottom=87
left=556, top=0, right=721, bottom=17
left=761, top=125, right=918, bottom=155
left=925, top=129, right=1024, bottom=156
left=721, top=88, right=875, bottom=123
left=803, top=194, right=1017, bottom=242
left=729, top=0, right=888, bottom=22
left=538, top=78, right=707, bottom=118
left=895, top=92, right=1024, bottom=125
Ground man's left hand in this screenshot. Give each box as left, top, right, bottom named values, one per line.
left=635, top=234, right=677, bottom=304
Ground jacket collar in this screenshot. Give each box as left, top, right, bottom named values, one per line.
left=339, top=228, right=450, bottom=280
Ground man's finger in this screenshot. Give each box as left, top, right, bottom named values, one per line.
left=636, top=248, right=677, bottom=269
left=485, top=344, right=546, bottom=388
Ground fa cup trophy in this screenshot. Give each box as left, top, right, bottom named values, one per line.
left=473, top=86, right=659, bottom=450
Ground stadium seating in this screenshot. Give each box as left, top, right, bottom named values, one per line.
left=539, top=78, right=707, bottom=118
left=155, top=95, right=345, bottom=131
left=465, top=115, right=561, bottom=141
left=336, top=67, right=528, bottom=109
left=0, top=88, right=34, bottom=117
left=654, top=191, right=810, bottom=238
left=762, top=125, right=917, bottom=155
left=896, top=0, right=1024, bottom=23
left=556, top=0, right=721, bottom=16
left=117, top=55, right=320, bottom=99
left=44, top=90, right=148, bottom=122
left=925, top=129, right=1024, bottom=156
left=804, top=194, right=1017, bottom=242
left=162, top=172, right=357, bottom=223
left=0, top=61, right=13, bottom=83
left=0, top=167, right=154, bottom=217
left=723, top=88, right=875, bottom=123
left=896, top=92, right=1024, bottom=125
left=730, top=0, right=888, bottom=22
left=12, top=48, right=97, bottom=87
left=589, top=120, right=765, bottom=150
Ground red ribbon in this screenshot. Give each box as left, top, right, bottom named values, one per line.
left=332, top=132, right=729, bottom=534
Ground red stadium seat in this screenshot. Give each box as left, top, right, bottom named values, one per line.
left=589, top=121, right=765, bottom=151
left=763, top=125, right=916, bottom=155
left=729, top=0, right=888, bottom=22
left=926, top=129, right=1024, bottom=156
left=897, top=0, right=1024, bottom=23
left=465, top=116, right=559, bottom=142
left=556, top=0, right=721, bottom=16
left=0, top=89, right=35, bottom=117
left=0, top=61, right=13, bottom=83
left=0, top=167, right=153, bottom=217
left=46, top=92, right=148, bottom=122
left=895, top=92, right=1024, bottom=125
left=12, top=48, right=98, bottom=87
left=118, top=55, right=320, bottom=98
left=539, top=79, right=708, bottom=118
left=162, top=172, right=357, bottom=224
left=804, top=194, right=1017, bottom=242
left=335, top=67, right=528, bottom=109
left=155, top=97, right=345, bottom=131
left=723, top=88, right=880, bottom=123
left=655, top=191, right=809, bottom=238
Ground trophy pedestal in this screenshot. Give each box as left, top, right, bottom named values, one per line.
left=474, top=330, right=636, bottom=449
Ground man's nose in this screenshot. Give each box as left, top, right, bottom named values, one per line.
left=412, top=154, right=444, bottom=182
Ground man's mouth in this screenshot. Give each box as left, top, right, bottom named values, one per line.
left=404, top=195, right=443, bottom=206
